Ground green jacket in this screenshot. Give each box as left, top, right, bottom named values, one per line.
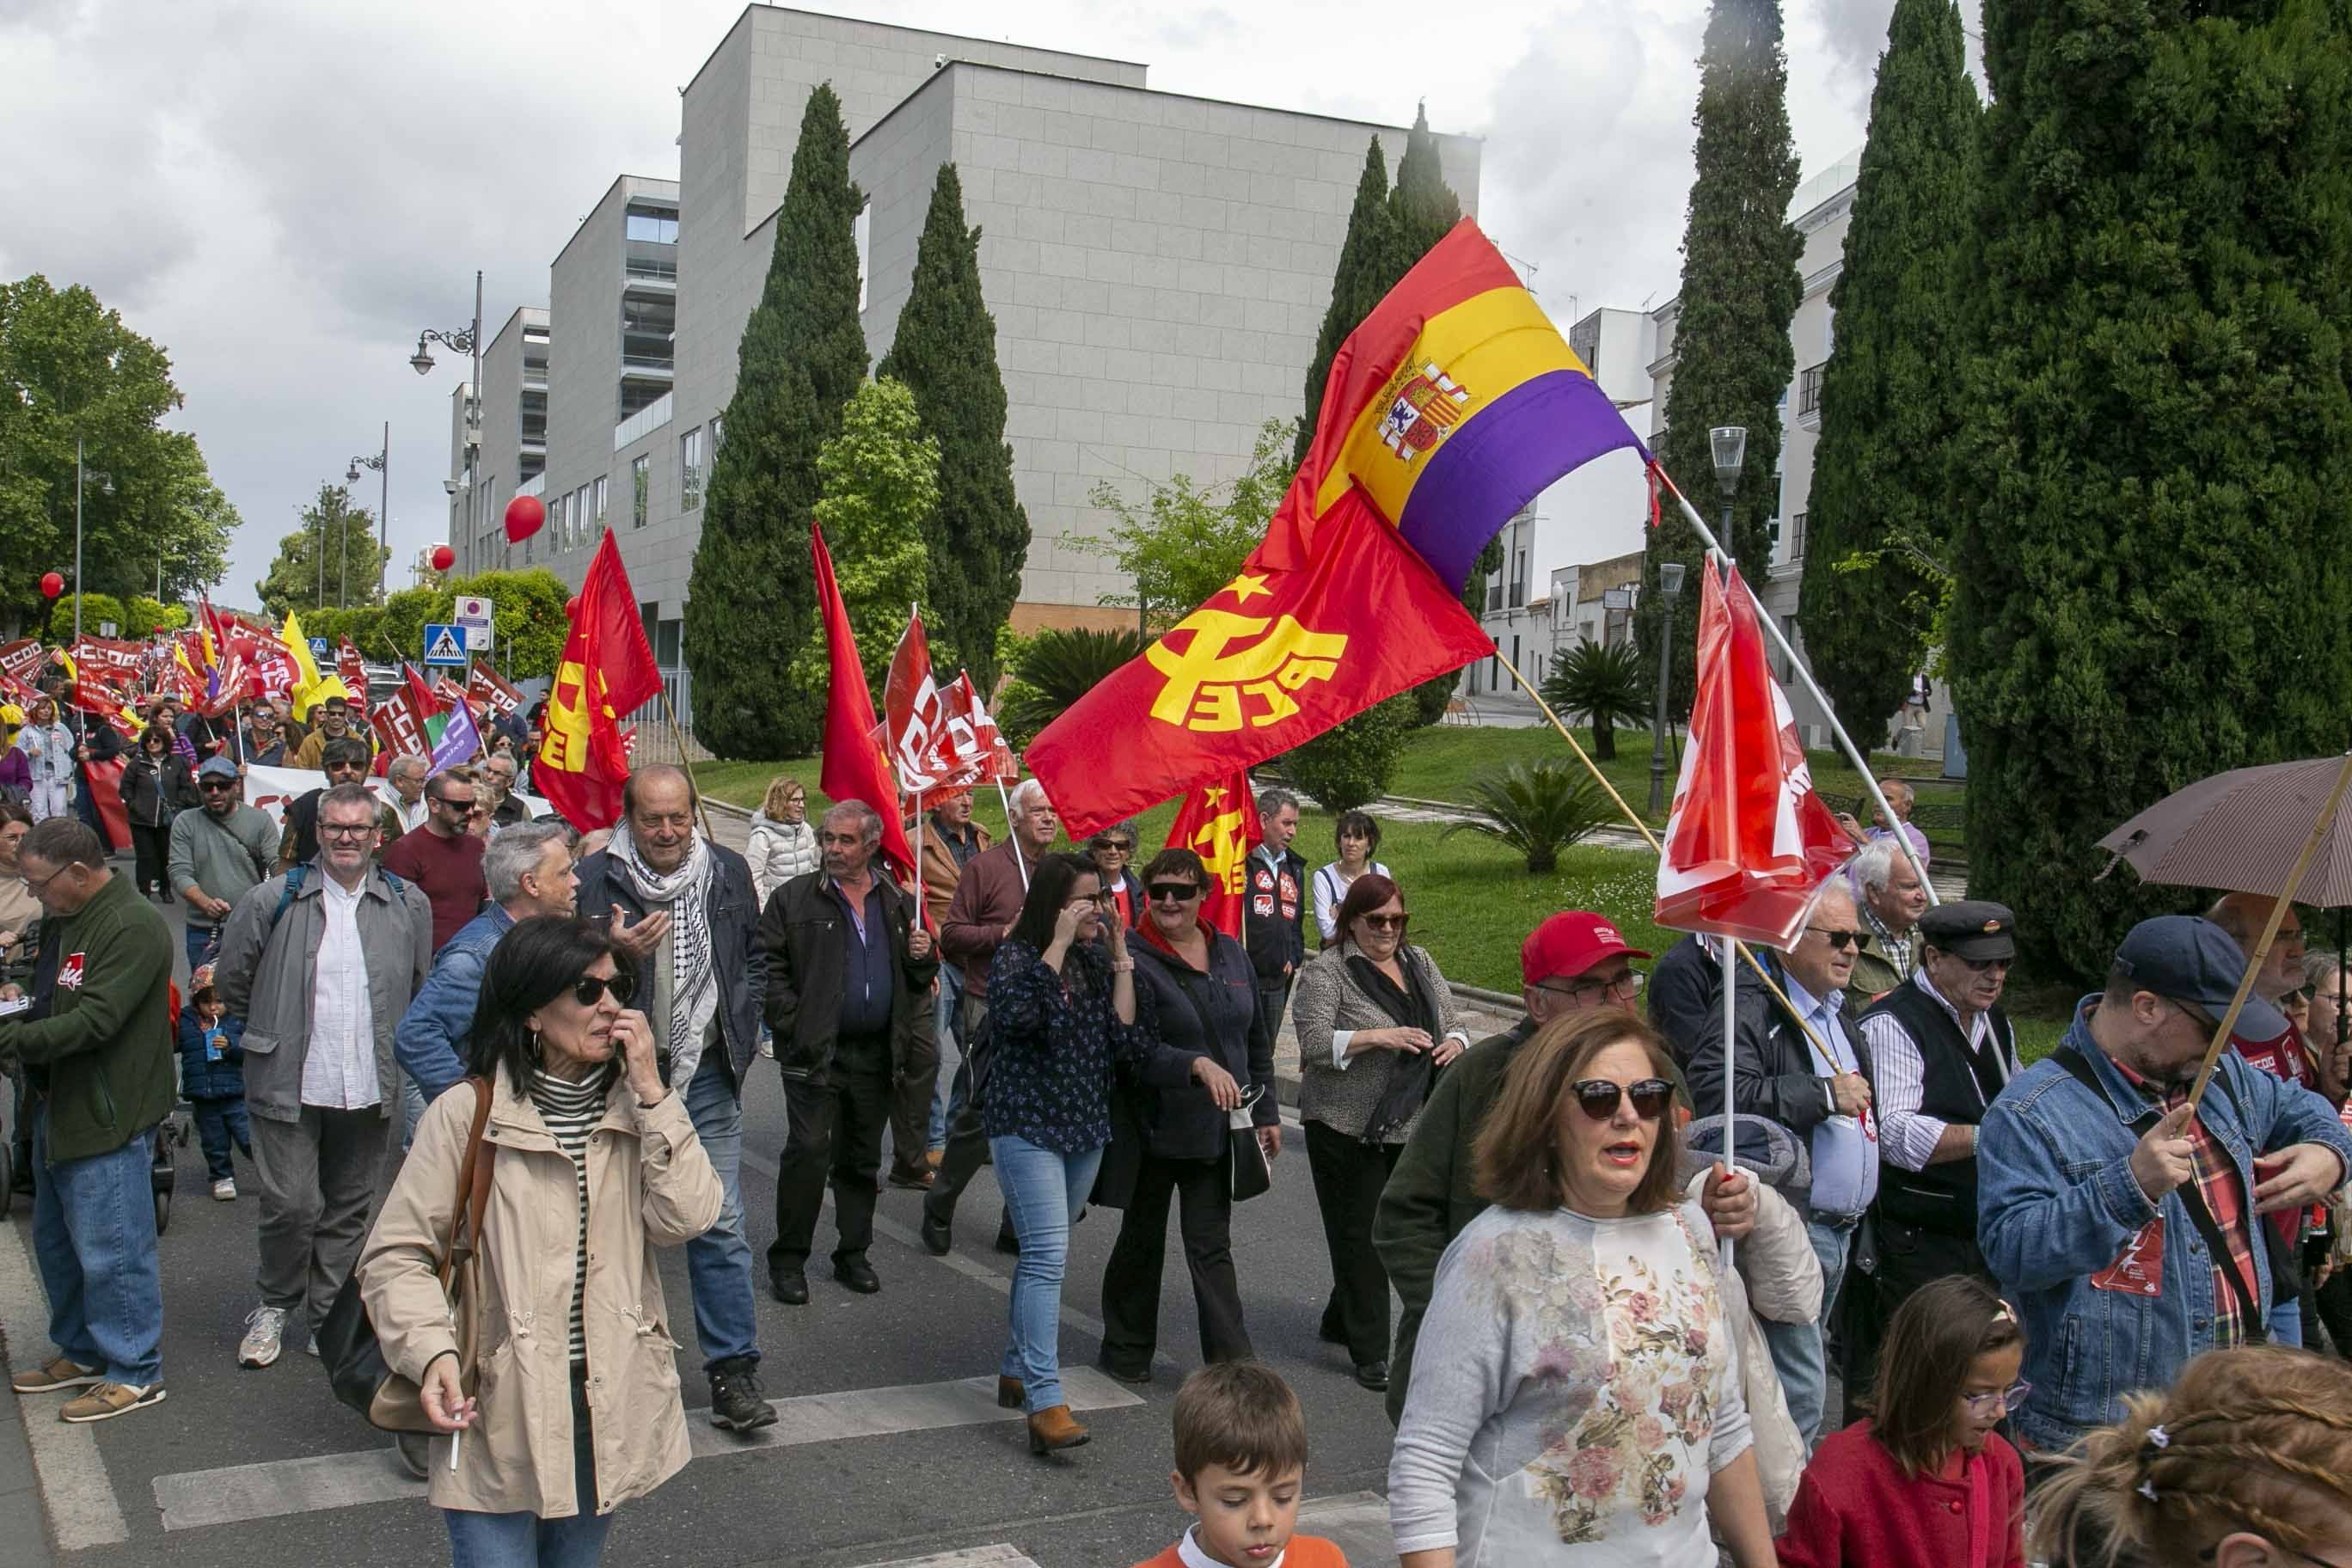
left=3, top=873, right=176, bottom=1162
left=1371, top=1016, right=1535, bottom=1426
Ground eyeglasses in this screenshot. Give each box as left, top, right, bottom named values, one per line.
left=318, top=822, right=377, bottom=841
left=429, top=793, right=470, bottom=810
left=1570, top=1077, right=1675, bottom=1122
left=571, top=972, right=636, bottom=1008
left=1147, top=882, right=1203, bottom=903
left=1094, top=840, right=1135, bottom=854
left=22, top=862, right=78, bottom=897
left=1959, top=1380, right=2031, bottom=1415
left=1807, top=927, right=1863, bottom=951
left=1542, top=970, right=1645, bottom=1002
left=1360, top=912, right=1410, bottom=934
left=199, top=779, right=237, bottom=793
left=1960, top=956, right=2013, bottom=974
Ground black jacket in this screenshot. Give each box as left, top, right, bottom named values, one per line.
left=1647, top=932, right=1719, bottom=1069
left=759, top=870, right=938, bottom=1083
left=1685, top=959, right=1839, bottom=1142
left=1127, top=928, right=1277, bottom=1161
left=120, top=751, right=199, bottom=827
left=573, top=842, right=768, bottom=1083
left=1241, top=846, right=1308, bottom=983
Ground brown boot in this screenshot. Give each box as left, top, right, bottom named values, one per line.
left=996, top=1375, right=1024, bottom=1410
left=1026, top=1403, right=1089, bottom=1455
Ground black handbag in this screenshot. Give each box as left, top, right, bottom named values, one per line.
left=317, top=1078, right=497, bottom=1432
left=1228, top=1085, right=1272, bottom=1203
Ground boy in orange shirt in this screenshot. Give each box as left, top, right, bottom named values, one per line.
left=1135, top=1363, right=1348, bottom=1568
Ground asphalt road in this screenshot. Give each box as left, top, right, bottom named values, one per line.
left=0, top=865, right=1414, bottom=1568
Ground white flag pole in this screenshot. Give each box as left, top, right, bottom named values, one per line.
left=1720, top=930, right=1737, bottom=1275
left=995, top=776, right=1029, bottom=891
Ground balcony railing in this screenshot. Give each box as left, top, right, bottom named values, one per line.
left=621, top=354, right=675, bottom=375
left=614, top=391, right=673, bottom=453
left=1798, top=362, right=1827, bottom=418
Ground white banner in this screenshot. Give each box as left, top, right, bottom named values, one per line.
left=242, top=765, right=548, bottom=831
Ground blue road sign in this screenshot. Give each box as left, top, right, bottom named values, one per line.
left=421, top=624, right=469, bottom=666
left=308, top=637, right=330, bottom=660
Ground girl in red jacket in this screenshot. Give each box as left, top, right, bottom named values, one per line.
left=1776, top=1276, right=2026, bottom=1568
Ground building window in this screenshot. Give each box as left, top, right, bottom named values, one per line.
left=593, top=475, right=608, bottom=527
left=1788, top=511, right=1807, bottom=562
left=709, top=413, right=725, bottom=454
left=624, top=211, right=678, bottom=244
left=1799, top=363, right=1827, bottom=417
left=1510, top=550, right=1529, bottom=609
left=680, top=426, right=703, bottom=511
left=632, top=455, right=649, bottom=528
left=854, top=201, right=871, bottom=314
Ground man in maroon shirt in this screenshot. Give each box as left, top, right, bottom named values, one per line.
left=380, top=772, right=487, bottom=952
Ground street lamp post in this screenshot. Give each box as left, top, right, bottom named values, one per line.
left=1646, top=560, right=1687, bottom=814
left=348, top=422, right=389, bottom=608
left=410, top=272, right=482, bottom=573
left=1709, top=426, right=1749, bottom=574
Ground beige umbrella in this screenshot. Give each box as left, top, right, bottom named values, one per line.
left=2097, top=752, right=2352, bottom=1106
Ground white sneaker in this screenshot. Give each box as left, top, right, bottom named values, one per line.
left=237, top=1306, right=289, bottom=1369
left=303, top=1338, right=319, bottom=1358
left=211, top=1179, right=236, bottom=1201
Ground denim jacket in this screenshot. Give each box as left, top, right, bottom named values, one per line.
left=1977, top=997, right=2352, bottom=1450
left=392, top=903, right=514, bottom=1104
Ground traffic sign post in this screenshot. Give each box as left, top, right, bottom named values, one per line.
left=309, top=637, right=331, bottom=661
left=422, top=624, right=470, bottom=666
left=455, top=595, right=494, bottom=652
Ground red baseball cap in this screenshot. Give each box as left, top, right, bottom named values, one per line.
left=1522, top=912, right=1651, bottom=988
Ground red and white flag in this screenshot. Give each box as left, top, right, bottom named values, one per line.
left=1654, top=565, right=1853, bottom=948
left=467, top=661, right=524, bottom=719
left=881, top=609, right=947, bottom=793
left=924, top=673, right=1019, bottom=789
left=336, top=637, right=368, bottom=698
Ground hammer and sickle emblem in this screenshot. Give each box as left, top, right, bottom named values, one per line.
left=1189, top=808, right=1252, bottom=893
left=540, top=658, right=599, bottom=771
left=1145, top=609, right=1347, bottom=733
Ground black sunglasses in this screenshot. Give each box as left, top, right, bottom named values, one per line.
left=199, top=778, right=237, bottom=792
left=1571, top=1077, right=1675, bottom=1122
left=1806, top=926, right=1863, bottom=951
left=1147, top=881, right=1202, bottom=903
left=571, top=973, right=635, bottom=1008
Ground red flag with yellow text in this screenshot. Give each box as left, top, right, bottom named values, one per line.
left=1026, top=493, right=1491, bottom=840
left=813, top=524, right=919, bottom=885
left=1165, top=773, right=1263, bottom=940
left=535, top=530, right=662, bottom=830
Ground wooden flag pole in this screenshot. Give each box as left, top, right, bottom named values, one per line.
left=2185, top=750, right=2352, bottom=1110
left=656, top=683, right=714, bottom=842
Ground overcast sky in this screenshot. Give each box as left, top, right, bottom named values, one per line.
left=0, top=0, right=1973, bottom=609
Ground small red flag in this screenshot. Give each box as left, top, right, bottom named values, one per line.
left=813, top=524, right=919, bottom=884
left=882, top=610, right=946, bottom=793
left=1653, top=565, right=1853, bottom=948
left=924, top=673, right=1018, bottom=788
left=467, top=661, right=524, bottom=719
left=337, top=637, right=368, bottom=698
left=535, top=530, right=662, bottom=831
left=1165, top=773, right=1263, bottom=940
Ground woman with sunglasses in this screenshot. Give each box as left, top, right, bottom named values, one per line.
left=1290, top=873, right=1467, bottom=1392
left=1086, top=822, right=1145, bottom=928
left=121, top=723, right=199, bottom=902
left=983, top=852, right=1230, bottom=1455
left=1388, top=1011, right=1778, bottom=1568
left=359, top=916, right=721, bottom=1567
left=1096, top=848, right=1263, bottom=1384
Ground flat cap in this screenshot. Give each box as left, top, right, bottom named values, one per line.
left=1918, top=899, right=2017, bottom=962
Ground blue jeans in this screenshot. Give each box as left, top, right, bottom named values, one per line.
left=185, top=922, right=220, bottom=973
left=190, top=1095, right=251, bottom=1182
left=990, top=1133, right=1103, bottom=1414
left=682, top=1050, right=758, bottom=1371
left=444, top=1374, right=613, bottom=1567
left=927, top=968, right=965, bottom=1152
left=30, top=1106, right=164, bottom=1387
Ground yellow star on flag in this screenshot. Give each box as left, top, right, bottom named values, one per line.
left=1224, top=572, right=1271, bottom=605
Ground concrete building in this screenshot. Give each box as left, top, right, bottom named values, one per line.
left=448, top=4, right=1479, bottom=722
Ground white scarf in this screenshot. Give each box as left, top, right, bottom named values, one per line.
left=609, top=822, right=719, bottom=1084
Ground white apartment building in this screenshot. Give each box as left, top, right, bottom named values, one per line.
left=444, top=4, right=1479, bottom=720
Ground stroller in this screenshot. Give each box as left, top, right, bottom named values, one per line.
left=149, top=977, right=193, bottom=1233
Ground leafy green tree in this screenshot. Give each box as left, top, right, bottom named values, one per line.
left=787, top=377, right=937, bottom=702
left=879, top=162, right=1028, bottom=693
left=686, top=82, right=867, bottom=758
left=1279, top=693, right=1418, bottom=815
left=996, top=628, right=1154, bottom=749
left=1798, top=0, right=1979, bottom=746
left=1295, top=139, right=1395, bottom=469
left=46, top=592, right=124, bottom=642
left=1636, top=0, right=1804, bottom=721
left=0, top=275, right=237, bottom=628
left=254, top=484, right=388, bottom=618
left=1078, top=418, right=1295, bottom=628
left=1540, top=641, right=1650, bottom=761
left=1951, top=0, right=2352, bottom=978
left=1445, top=760, right=1615, bottom=873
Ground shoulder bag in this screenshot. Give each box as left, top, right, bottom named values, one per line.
left=317, top=1076, right=499, bottom=1431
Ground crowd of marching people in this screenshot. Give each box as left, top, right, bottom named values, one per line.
left=5, top=685, right=2352, bottom=1568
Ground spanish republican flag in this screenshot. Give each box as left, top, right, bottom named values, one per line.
left=536, top=530, right=662, bottom=830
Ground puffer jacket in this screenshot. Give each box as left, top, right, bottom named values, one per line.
left=744, top=812, right=818, bottom=908
left=212, top=861, right=435, bottom=1124
left=358, top=1073, right=721, bottom=1518
left=176, top=1009, right=246, bottom=1100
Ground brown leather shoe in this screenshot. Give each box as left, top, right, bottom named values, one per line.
left=1026, top=1404, right=1089, bottom=1455
left=925, top=1148, right=944, bottom=1171
left=996, top=1375, right=1024, bottom=1410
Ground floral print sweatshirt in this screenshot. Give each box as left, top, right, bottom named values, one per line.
left=1388, top=1199, right=1752, bottom=1565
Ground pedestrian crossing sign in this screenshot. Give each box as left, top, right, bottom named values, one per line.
left=422, top=623, right=469, bottom=666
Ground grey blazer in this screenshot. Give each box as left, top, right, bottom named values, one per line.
left=1289, top=940, right=1464, bottom=1142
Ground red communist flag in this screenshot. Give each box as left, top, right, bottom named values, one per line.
left=1654, top=565, right=1853, bottom=948
left=535, top=530, right=662, bottom=830
left=1026, top=491, right=1492, bottom=840
left=813, top=524, right=919, bottom=884
left=1165, top=773, right=1263, bottom=940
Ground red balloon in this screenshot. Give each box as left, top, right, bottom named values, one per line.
left=565, top=596, right=582, bottom=620
left=430, top=544, right=456, bottom=573
left=503, top=494, right=546, bottom=545
left=40, top=572, right=63, bottom=599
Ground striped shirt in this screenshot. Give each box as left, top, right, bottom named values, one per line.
left=528, top=1066, right=614, bottom=1365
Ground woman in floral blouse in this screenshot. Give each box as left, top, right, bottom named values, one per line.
left=983, top=852, right=1238, bottom=1457
left=1388, top=1011, right=1779, bottom=1567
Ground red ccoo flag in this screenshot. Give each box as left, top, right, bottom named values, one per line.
left=535, top=530, right=662, bottom=830
left=813, top=524, right=919, bottom=884
left=1165, top=773, right=1262, bottom=940
left=1653, top=565, right=1853, bottom=948
left=881, top=609, right=947, bottom=793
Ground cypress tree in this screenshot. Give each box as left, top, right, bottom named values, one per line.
left=1637, top=0, right=1804, bottom=721
left=684, top=83, right=867, bottom=758
left=1952, top=0, right=2352, bottom=977
left=1797, top=0, right=1979, bottom=746
left=1387, top=102, right=1461, bottom=254
left=1294, top=138, right=1393, bottom=470
left=879, top=162, right=1028, bottom=693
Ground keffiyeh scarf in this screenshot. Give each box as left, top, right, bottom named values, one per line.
left=609, top=821, right=719, bottom=1084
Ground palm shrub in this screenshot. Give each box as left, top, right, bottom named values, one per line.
left=995, top=627, right=1151, bottom=747
left=1444, top=759, right=1615, bottom=873
left=1540, top=641, right=1649, bottom=761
